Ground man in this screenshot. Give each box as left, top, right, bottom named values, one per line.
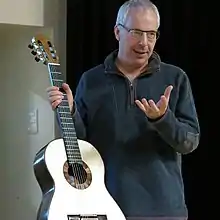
left=47, top=0, right=200, bottom=219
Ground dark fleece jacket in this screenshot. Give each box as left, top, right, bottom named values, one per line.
left=72, top=50, right=200, bottom=219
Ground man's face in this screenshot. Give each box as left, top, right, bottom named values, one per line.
left=115, top=7, right=159, bottom=67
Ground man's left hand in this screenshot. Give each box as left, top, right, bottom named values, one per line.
left=135, top=85, right=173, bottom=120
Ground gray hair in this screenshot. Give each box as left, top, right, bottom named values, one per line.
left=115, top=0, right=160, bottom=28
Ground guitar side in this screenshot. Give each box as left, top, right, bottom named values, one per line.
left=34, top=138, right=126, bottom=220
left=33, top=140, right=56, bottom=220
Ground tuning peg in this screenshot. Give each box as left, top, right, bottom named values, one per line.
left=47, top=41, right=52, bottom=47
left=31, top=51, right=37, bottom=55
left=35, top=57, right=40, bottom=62
left=28, top=44, right=34, bottom=49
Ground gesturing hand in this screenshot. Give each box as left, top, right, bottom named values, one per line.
left=135, top=85, right=173, bottom=120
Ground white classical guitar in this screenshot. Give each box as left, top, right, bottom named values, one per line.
left=28, top=35, right=126, bottom=220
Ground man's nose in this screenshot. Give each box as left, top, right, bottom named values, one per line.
left=139, top=33, right=148, bottom=45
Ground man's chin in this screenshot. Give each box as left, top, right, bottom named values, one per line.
left=134, top=54, right=148, bottom=65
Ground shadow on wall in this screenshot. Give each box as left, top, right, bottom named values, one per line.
left=0, top=24, right=56, bottom=220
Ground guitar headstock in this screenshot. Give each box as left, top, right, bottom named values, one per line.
left=28, top=34, right=59, bottom=65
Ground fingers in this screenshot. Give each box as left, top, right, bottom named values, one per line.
left=135, top=86, right=173, bottom=119
left=46, top=83, right=71, bottom=94
left=47, top=89, right=63, bottom=101
left=49, top=94, right=64, bottom=105
left=51, top=100, right=62, bottom=110
left=135, top=97, right=165, bottom=119
left=156, top=95, right=167, bottom=112
left=62, top=83, right=73, bottom=96
left=46, top=85, right=58, bottom=92
left=62, top=83, right=70, bottom=92
left=164, top=85, right=173, bottom=100
left=49, top=94, right=63, bottom=110
left=62, top=83, right=74, bottom=110
left=135, top=98, right=159, bottom=115
left=135, top=100, right=146, bottom=112
left=148, top=99, right=160, bottom=113
left=46, top=83, right=74, bottom=111
left=46, top=86, right=64, bottom=109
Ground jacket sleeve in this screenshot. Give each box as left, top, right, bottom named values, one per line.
left=149, top=72, right=200, bottom=154
left=72, top=74, right=88, bottom=140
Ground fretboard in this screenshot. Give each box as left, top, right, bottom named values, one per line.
left=47, top=63, right=82, bottom=164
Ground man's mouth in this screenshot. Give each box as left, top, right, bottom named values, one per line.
left=134, top=50, right=148, bottom=55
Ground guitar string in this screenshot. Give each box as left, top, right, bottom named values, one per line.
left=62, top=93, right=84, bottom=189
left=61, top=102, right=83, bottom=188
left=50, top=65, right=84, bottom=189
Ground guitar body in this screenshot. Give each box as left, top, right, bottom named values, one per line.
left=34, top=138, right=126, bottom=220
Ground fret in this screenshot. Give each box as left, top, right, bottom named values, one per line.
left=58, top=105, right=70, bottom=110
left=65, top=154, right=81, bottom=159
left=47, top=63, right=82, bottom=164
left=62, top=136, right=77, bottom=142
left=63, top=133, right=75, bottom=136
left=63, top=133, right=77, bottom=138
left=60, top=120, right=74, bottom=124
left=60, top=123, right=76, bottom=130
left=66, top=155, right=79, bottom=158
left=65, top=148, right=80, bottom=153
left=59, top=114, right=72, bottom=119
left=64, top=140, right=78, bottom=145
left=50, top=72, right=62, bottom=81
left=62, top=127, right=75, bottom=132
left=52, top=80, right=64, bottom=89
left=59, top=111, right=71, bottom=115
left=59, top=114, right=73, bottom=119
left=65, top=149, right=81, bottom=156
left=65, top=152, right=80, bottom=157
left=66, top=156, right=81, bottom=163
left=64, top=138, right=78, bottom=142
left=50, top=71, right=61, bottom=74
left=60, top=116, right=73, bottom=120
left=61, top=124, right=76, bottom=129
left=48, top=64, right=63, bottom=88
left=61, top=120, right=75, bottom=125
left=58, top=105, right=69, bottom=108
left=48, top=63, right=61, bottom=73
left=53, top=79, right=63, bottom=83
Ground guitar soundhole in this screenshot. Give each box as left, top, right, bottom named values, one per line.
left=63, top=161, right=92, bottom=189
left=69, top=163, right=87, bottom=184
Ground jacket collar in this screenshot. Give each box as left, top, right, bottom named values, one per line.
left=104, top=49, right=161, bottom=75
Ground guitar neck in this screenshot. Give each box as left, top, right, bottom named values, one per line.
left=47, top=63, right=82, bottom=164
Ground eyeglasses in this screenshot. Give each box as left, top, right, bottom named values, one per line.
left=118, top=24, right=160, bottom=41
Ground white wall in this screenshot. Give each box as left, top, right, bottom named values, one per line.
left=0, top=0, right=59, bottom=27
left=0, top=24, right=56, bottom=219
left=0, top=0, right=44, bottom=26
left=0, top=0, right=66, bottom=218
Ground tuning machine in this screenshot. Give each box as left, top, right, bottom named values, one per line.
left=35, top=57, right=40, bottom=62
left=28, top=44, right=34, bottom=49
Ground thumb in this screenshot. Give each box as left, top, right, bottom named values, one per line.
left=62, top=83, right=74, bottom=111
left=62, top=83, right=72, bottom=94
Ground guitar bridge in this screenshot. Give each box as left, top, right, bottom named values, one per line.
left=67, top=215, right=107, bottom=220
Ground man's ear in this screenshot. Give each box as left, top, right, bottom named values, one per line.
left=114, top=25, right=120, bottom=41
